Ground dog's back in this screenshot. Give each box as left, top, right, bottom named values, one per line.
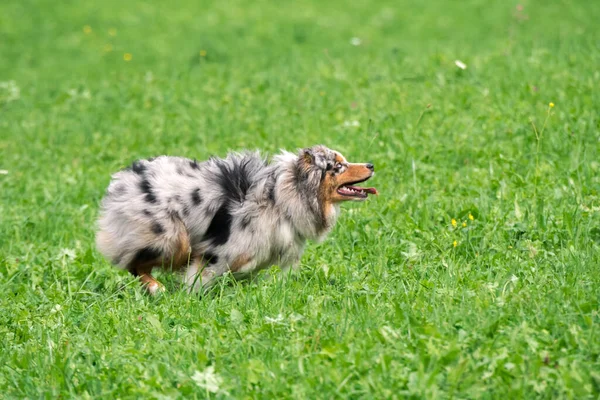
left=97, top=153, right=264, bottom=267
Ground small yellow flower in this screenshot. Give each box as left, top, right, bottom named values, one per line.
left=108, top=28, right=117, bottom=36
left=319, top=91, right=325, bottom=96
left=123, top=53, right=133, bottom=62
left=468, top=213, right=474, bottom=221
left=103, top=44, right=113, bottom=53
left=549, top=102, right=555, bottom=108
left=83, top=25, right=92, bottom=35
left=453, top=240, right=458, bottom=248
left=451, top=218, right=457, bottom=228
left=508, top=245, right=513, bottom=249
left=199, top=50, right=207, bottom=57
left=462, top=222, right=467, bottom=227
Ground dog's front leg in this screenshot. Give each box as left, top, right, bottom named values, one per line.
left=271, top=257, right=303, bottom=285
left=279, top=262, right=300, bottom=276
left=184, top=257, right=218, bottom=293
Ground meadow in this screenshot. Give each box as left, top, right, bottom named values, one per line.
left=1, top=0, right=599, bottom=398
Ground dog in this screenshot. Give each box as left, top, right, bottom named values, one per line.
left=96, top=145, right=377, bottom=294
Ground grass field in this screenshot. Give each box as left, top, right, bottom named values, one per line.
left=1, top=0, right=599, bottom=398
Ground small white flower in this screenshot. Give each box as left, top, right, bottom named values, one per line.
left=454, top=60, right=467, bottom=70
left=350, top=37, right=362, bottom=46
left=51, top=304, right=62, bottom=313
left=379, top=326, right=401, bottom=342
left=57, top=248, right=77, bottom=260
left=401, top=241, right=421, bottom=261
left=192, top=366, right=223, bottom=393
left=0, top=170, right=8, bottom=175
left=0, top=80, right=20, bottom=103
left=343, top=120, right=360, bottom=127
left=265, top=314, right=284, bottom=324
left=289, top=313, right=304, bottom=322
left=66, top=88, right=91, bottom=100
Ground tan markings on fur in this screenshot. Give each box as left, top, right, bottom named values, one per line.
left=319, top=172, right=337, bottom=224
left=327, top=163, right=373, bottom=203
left=299, top=155, right=313, bottom=174
left=130, top=259, right=164, bottom=295
left=230, top=253, right=253, bottom=272
left=302, top=151, right=313, bottom=166
left=128, top=217, right=191, bottom=293
left=167, top=220, right=191, bottom=271
left=139, top=273, right=164, bottom=295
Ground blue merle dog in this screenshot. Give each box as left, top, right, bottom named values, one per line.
left=96, top=145, right=377, bottom=294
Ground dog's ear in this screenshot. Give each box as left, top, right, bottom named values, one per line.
left=300, top=146, right=331, bottom=170
left=302, top=148, right=314, bottom=164
left=302, top=149, right=315, bottom=164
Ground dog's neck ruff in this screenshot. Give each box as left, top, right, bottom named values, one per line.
left=269, top=151, right=338, bottom=241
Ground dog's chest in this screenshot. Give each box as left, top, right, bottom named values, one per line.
left=261, top=219, right=304, bottom=267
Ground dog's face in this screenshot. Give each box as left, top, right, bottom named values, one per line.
left=299, top=145, right=377, bottom=203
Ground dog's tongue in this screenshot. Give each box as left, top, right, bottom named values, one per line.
left=347, top=185, right=378, bottom=195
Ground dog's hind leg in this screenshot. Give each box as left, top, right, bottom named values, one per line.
left=127, top=248, right=165, bottom=295
left=138, top=270, right=165, bottom=295
left=127, top=217, right=192, bottom=295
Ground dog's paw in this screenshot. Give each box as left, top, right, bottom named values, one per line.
left=145, top=281, right=166, bottom=296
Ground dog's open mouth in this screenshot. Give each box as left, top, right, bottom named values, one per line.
left=337, top=179, right=378, bottom=199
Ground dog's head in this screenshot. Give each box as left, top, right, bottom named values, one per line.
left=297, top=145, right=377, bottom=203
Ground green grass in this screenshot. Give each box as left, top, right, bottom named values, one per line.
left=1, top=0, right=599, bottom=397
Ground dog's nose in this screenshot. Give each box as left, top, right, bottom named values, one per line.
left=366, top=163, right=374, bottom=171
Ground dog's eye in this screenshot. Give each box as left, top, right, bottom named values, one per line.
left=335, top=162, right=343, bottom=170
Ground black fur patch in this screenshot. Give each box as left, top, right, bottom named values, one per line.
left=204, top=203, right=232, bottom=246
left=147, top=157, right=156, bottom=162
left=320, top=168, right=327, bottom=181
left=211, top=157, right=257, bottom=203
left=267, top=184, right=276, bottom=204
left=203, top=252, right=219, bottom=265
left=130, top=161, right=146, bottom=175
left=142, top=209, right=152, bottom=216
left=191, top=188, right=202, bottom=205
left=139, top=178, right=158, bottom=203
left=190, top=159, right=200, bottom=170
left=151, top=222, right=165, bottom=235
left=128, top=247, right=161, bottom=274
